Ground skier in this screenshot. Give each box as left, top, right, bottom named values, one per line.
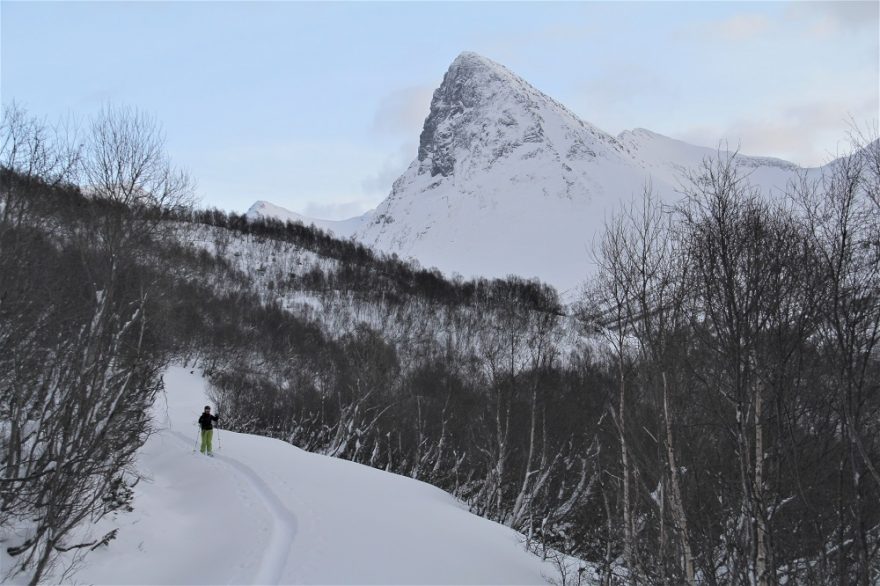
left=198, top=405, right=219, bottom=456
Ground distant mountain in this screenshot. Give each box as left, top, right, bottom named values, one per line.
left=260, top=52, right=820, bottom=295
left=246, top=200, right=370, bottom=239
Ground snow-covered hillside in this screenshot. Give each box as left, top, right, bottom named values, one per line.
left=253, top=52, right=823, bottom=296
left=38, top=367, right=565, bottom=585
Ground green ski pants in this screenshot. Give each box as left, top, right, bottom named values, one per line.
left=200, top=429, right=214, bottom=454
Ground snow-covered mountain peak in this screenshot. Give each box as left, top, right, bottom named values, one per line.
left=416, top=51, right=622, bottom=180
left=353, top=53, right=818, bottom=295
left=445, top=51, right=514, bottom=87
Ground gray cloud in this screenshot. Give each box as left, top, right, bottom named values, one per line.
left=787, top=1, right=879, bottom=34
left=677, top=3, right=878, bottom=43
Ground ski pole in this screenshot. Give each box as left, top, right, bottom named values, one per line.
left=216, top=427, right=221, bottom=451
left=194, top=425, right=200, bottom=453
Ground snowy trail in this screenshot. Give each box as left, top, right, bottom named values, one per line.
left=168, top=430, right=298, bottom=585
left=47, top=366, right=557, bottom=585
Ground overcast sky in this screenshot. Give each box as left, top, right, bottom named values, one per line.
left=2, top=1, right=878, bottom=218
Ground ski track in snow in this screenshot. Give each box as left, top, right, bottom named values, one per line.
left=216, top=454, right=299, bottom=584
left=169, top=430, right=298, bottom=585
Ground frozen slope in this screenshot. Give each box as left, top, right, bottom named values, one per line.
left=62, top=367, right=552, bottom=585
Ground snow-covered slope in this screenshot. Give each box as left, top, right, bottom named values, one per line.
left=52, top=367, right=557, bottom=585
left=247, top=200, right=369, bottom=239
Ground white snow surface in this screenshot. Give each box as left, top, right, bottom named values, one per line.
left=41, top=367, right=555, bottom=585
left=252, top=52, right=825, bottom=298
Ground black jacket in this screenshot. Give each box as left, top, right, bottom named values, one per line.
left=198, top=412, right=218, bottom=430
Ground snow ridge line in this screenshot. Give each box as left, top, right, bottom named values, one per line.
left=169, top=430, right=298, bottom=585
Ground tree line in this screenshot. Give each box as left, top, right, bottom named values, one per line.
left=176, top=206, right=564, bottom=313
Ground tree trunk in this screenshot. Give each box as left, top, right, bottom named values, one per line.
left=663, top=372, right=695, bottom=585
left=620, top=359, right=636, bottom=583
left=511, top=385, right=538, bottom=528
left=754, top=379, right=768, bottom=586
